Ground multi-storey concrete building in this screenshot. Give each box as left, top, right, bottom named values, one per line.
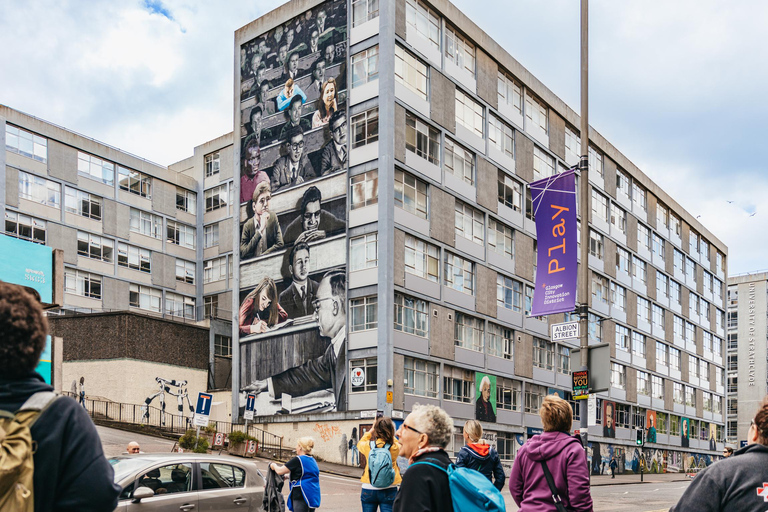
left=726, top=272, right=768, bottom=446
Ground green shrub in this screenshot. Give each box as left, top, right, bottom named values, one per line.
left=179, top=429, right=210, bottom=453
left=228, top=430, right=248, bottom=445
left=194, top=438, right=209, bottom=453
left=203, top=423, right=217, bottom=435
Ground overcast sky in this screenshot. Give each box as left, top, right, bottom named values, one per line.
left=1, top=0, right=765, bottom=275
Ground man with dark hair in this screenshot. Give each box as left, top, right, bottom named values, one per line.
left=283, top=185, right=345, bottom=245
left=278, top=95, right=312, bottom=142
left=240, top=139, right=268, bottom=204
left=0, top=283, right=121, bottom=511
left=319, top=110, right=347, bottom=176
left=281, top=50, right=300, bottom=83
left=279, top=241, right=318, bottom=318
left=243, top=270, right=347, bottom=411
left=272, top=125, right=315, bottom=192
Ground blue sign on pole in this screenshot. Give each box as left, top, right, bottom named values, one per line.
left=196, top=392, right=213, bottom=416
left=246, top=394, right=256, bottom=412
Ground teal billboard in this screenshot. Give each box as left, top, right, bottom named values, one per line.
left=0, top=235, right=53, bottom=303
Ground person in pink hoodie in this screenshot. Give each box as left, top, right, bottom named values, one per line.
left=509, top=394, right=593, bottom=511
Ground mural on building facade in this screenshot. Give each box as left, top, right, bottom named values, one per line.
left=646, top=410, right=657, bottom=443
left=237, top=0, right=349, bottom=417
left=603, top=400, right=616, bottom=438
left=475, top=373, right=497, bottom=422
left=681, top=416, right=690, bottom=448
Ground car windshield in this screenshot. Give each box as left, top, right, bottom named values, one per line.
left=109, top=457, right=154, bottom=482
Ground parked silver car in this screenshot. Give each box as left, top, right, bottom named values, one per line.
left=109, top=453, right=265, bottom=511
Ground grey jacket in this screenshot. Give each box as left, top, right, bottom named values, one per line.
left=670, top=443, right=768, bottom=512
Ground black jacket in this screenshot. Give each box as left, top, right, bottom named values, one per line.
left=0, top=373, right=121, bottom=512
left=455, top=443, right=506, bottom=490
left=670, top=443, right=768, bottom=512
left=394, top=449, right=453, bottom=512
left=263, top=465, right=286, bottom=512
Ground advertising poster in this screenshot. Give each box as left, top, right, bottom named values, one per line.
left=475, top=373, right=497, bottom=422
left=530, top=168, right=577, bottom=316
left=709, top=423, right=717, bottom=451
left=681, top=417, right=690, bottom=448
left=603, top=400, right=616, bottom=438
left=237, top=0, right=349, bottom=417
left=646, top=410, right=657, bottom=443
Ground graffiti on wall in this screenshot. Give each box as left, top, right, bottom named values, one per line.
left=237, top=0, right=349, bottom=417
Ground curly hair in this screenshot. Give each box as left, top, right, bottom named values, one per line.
left=0, top=283, right=48, bottom=378
left=753, top=396, right=768, bottom=446
left=408, top=404, right=454, bottom=448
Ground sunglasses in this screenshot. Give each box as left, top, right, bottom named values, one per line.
left=401, top=423, right=423, bottom=435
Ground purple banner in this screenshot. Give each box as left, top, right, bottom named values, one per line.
left=530, top=168, right=577, bottom=316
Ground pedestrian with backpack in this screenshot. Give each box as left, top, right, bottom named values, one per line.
left=357, top=417, right=401, bottom=511
left=509, top=394, right=593, bottom=511
left=455, top=419, right=506, bottom=491
left=0, top=282, right=121, bottom=512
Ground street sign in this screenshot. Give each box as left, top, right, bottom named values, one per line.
left=386, top=391, right=393, bottom=404
left=570, top=343, right=611, bottom=393
left=572, top=370, right=589, bottom=399
left=552, top=321, right=579, bottom=342
left=244, top=393, right=256, bottom=421
left=587, top=394, right=597, bottom=426
left=194, top=392, right=213, bottom=427
left=360, top=410, right=377, bottom=419
left=350, top=367, right=365, bottom=387
left=213, top=433, right=225, bottom=448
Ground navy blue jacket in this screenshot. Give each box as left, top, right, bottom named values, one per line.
left=455, top=443, right=506, bottom=490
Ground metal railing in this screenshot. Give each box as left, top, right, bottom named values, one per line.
left=65, top=393, right=285, bottom=458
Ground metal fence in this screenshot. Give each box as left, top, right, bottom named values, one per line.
left=66, top=393, right=285, bottom=458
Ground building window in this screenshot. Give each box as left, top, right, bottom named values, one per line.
left=6, top=125, right=47, bottom=162
left=525, top=384, right=546, bottom=413
left=4, top=212, right=46, bottom=244
left=616, top=168, right=630, bottom=199
left=673, top=382, right=684, bottom=404
left=351, top=45, right=379, bottom=88
left=632, top=182, right=647, bottom=211
left=533, top=338, right=554, bottom=371
left=167, top=220, right=196, bottom=249
left=129, top=208, right=162, bottom=239
left=497, top=274, right=522, bottom=312
left=204, top=257, right=228, bottom=283
left=488, top=322, right=513, bottom=360
left=214, top=334, right=231, bottom=357
left=444, top=252, right=474, bottom=295
left=616, top=404, right=631, bottom=428
left=637, top=371, right=650, bottom=396
left=203, top=224, right=219, bottom=248
left=670, top=280, right=681, bottom=306
left=19, top=171, right=60, bottom=208
left=405, top=112, right=440, bottom=165
left=176, top=188, right=196, bottom=213
left=684, top=385, right=695, bottom=407
left=166, top=292, right=195, bottom=320
left=395, top=169, right=428, bottom=218
left=637, top=296, right=650, bottom=323
left=455, top=200, right=483, bottom=244
left=497, top=378, right=521, bottom=412
left=488, top=115, right=514, bottom=160
left=657, top=203, right=669, bottom=229
left=652, top=233, right=664, bottom=261
left=652, top=304, right=664, bottom=330
left=611, top=282, right=626, bottom=311
left=350, top=357, right=378, bottom=392
left=498, top=171, right=523, bottom=212
left=564, top=126, right=579, bottom=164
left=350, top=296, right=377, bottom=332
left=701, top=360, right=709, bottom=384
left=77, top=151, right=114, bottom=185
left=351, top=170, right=379, bottom=210
left=558, top=345, right=571, bottom=375
left=525, top=94, right=548, bottom=135
left=685, top=258, right=696, bottom=282
left=204, top=184, right=229, bottom=212
left=455, top=312, right=483, bottom=352
left=498, top=71, right=522, bottom=115
left=592, top=274, right=608, bottom=305
left=175, top=259, right=195, bottom=285
left=445, top=138, right=475, bottom=186
left=589, top=230, right=604, bottom=259
left=588, top=313, right=602, bottom=344
left=670, top=213, right=681, bottom=237
left=65, top=187, right=102, bottom=220
left=405, top=0, right=440, bottom=51
left=669, top=347, right=681, bottom=371
left=657, top=272, right=669, bottom=300
left=454, top=89, right=483, bottom=137
left=615, top=324, right=630, bottom=352
left=532, top=146, right=555, bottom=181
left=64, top=268, right=102, bottom=299
left=351, top=108, right=379, bottom=149
left=588, top=146, right=603, bottom=177
left=611, top=363, right=626, bottom=389
left=118, top=243, right=151, bottom=273
left=488, top=218, right=514, bottom=260
left=205, top=152, right=220, bottom=177
left=118, top=167, right=151, bottom=198
left=633, top=331, right=646, bottom=358
left=394, top=293, right=428, bottom=337
left=652, top=375, right=664, bottom=400
left=404, top=234, right=439, bottom=282
left=395, top=44, right=428, bottom=100
left=129, top=284, right=162, bottom=312
left=204, top=295, right=218, bottom=319
left=352, top=0, right=379, bottom=27
left=611, top=204, right=627, bottom=234
left=350, top=233, right=378, bottom=270
left=77, top=231, right=114, bottom=263
left=404, top=356, right=439, bottom=397
left=591, top=189, right=608, bottom=222
left=445, top=24, right=475, bottom=77
left=633, top=256, right=647, bottom=284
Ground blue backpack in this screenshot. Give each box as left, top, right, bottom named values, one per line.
left=410, top=460, right=506, bottom=512
left=368, top=441, right=396, bottom=488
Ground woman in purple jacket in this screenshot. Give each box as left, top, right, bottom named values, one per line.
left=509, top=394, right=593, bottom=511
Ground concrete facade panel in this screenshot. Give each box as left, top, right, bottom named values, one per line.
left=475, top=49, right=498, bottom=110
left=647, top=266, right=657, bottom=301
left=626, top=215, right=638, bottom=253
left=475, top=263, right=497, bottom=318
left=647, top=193, right=658, bottom=230
left=430, top=304, right=455, bottom=360
left=515, top=135, right=533, bottom=183
left=395, top=0, right=406, bottom=39
left=604, top=238, right=616, bottom=279
left=219, top=146, right=234, bottom=182
left=515, top=233, right=534, bottom=282
left=430, top=69, right=456, bottom=133
left=47, top=140, right=78, bottom=184
left=5, top=166, right=19, bottom=207
left=626, top=291, right=637, bottom=328
left=515, top=332, right=533, bottom=379
left=476, top=156, right=498, bottom=214
left=48, top=223, right=78, bottom=265
left=219, top=220, right=233, bottom=255
left=429, top=187, right=456, bottom=247
left=394, top=228, right=405, bottom=287
left=626, top=366, right=637, bottom=404
left=152, top=180, right=177, bottom=217
left=115, top=202, right=132, bottom=240
left=548, top=112, right=565, bottom=161
left=394, top=103, right=406, bottom=164
left=603, top=156, right=617, bottom=199
left=150, top=252, right=176, bottom=289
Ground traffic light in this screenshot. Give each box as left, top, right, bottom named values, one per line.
left=636, top=429, right=644, bottom=446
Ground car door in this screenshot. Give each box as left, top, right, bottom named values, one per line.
left=196, top=462, right=253, bottom=512
left=127, top=462, right=198, bottom=512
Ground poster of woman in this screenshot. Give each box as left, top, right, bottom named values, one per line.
left=646, top=410, right=657, bottom=443
left=709, top=423, right=717, bottom=451
left=603, top=400, right=616, bottom=438
left=681, top=417, right=690, bottom=448
left=475, top=373, right=497, bottom=422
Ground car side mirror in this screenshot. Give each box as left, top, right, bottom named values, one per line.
left=132, top=486, right=155, bottom=503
